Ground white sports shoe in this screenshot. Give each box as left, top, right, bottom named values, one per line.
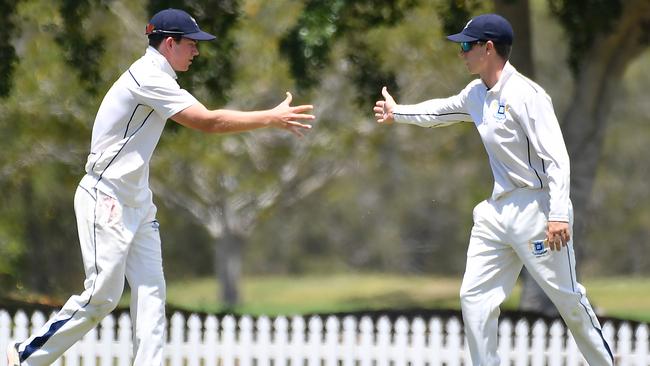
left=6, top=342, right=21, bottom=366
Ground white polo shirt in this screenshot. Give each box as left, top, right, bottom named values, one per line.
left=393, top=62, right=571, bottom=222
left=80, top=46, right=198, bottom=207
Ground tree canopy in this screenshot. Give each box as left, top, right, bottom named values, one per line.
left=0, top=0, right=649, bottom=308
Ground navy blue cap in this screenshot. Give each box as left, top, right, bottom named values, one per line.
left=446, top=14, right=513, bottom=45
left=146, top=9, right=216, bottom=41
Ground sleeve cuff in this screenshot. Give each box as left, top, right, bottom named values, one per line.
left=548, top=214, right=569, bottom=222
left=392, top=105, right=410, bottom=124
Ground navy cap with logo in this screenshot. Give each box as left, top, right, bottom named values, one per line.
left=146, top=8, right=216, bottom=41
left=446, top=14, right=513, bottom=45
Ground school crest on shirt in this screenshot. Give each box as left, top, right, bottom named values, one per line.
left=493, top=103, right=508, bottom=121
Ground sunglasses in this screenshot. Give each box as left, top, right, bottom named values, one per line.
left=460, top=41, right=485, bottom=53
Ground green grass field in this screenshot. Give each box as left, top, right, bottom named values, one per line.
left=163, top=274, right=650, bottom=322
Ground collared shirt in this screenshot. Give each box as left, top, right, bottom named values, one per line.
left=80, top=46, right=198, bottom=206
left=393, top=62, right=570, bottom=222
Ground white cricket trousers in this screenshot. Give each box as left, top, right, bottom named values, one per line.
left=460, top=188, right=614, bottom=366
left=16, top=185, right=166, bottom=365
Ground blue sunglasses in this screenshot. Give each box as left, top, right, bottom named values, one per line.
left=460, top=41, right=484, bottom=53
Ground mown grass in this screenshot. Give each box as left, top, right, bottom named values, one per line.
left=163, top=274, right=650, bottom=322
left=581, top=276, right=650, bottom=322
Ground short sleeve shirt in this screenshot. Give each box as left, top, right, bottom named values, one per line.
left=80, top=47, right=198, bottom=206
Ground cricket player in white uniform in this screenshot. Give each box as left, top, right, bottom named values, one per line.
left=374, top=14, right=613, bottom=366
left=7, top=8, right=314, bottom=366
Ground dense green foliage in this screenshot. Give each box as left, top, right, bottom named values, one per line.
left=0, top=0, right=19, bottom=97
left=280, top=0, right=415, bottom=101
left=56, top=0, right=106, bottom=94
left=0, top=0, right=648, bottom=302
left=548, top=0, right=623, bottom=73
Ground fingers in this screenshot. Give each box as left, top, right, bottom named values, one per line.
left=373, top=86, right=396, bottom=124
left=284, top=121, right=311, bottom=138
left=287, top=114, right=315, bottom=122
left=558, top=227, right=570, bottom=245
left=548, top=238, right=561, bottom=251
left=280, top=91, right=313, bottom=115
left=546, top=224, right=571, bottom=251
left=373, top=105, right=385, bottom=119
left=374, top=110, right=388, bottom=123
left=382, top=86, right=396, bottom=104
left=546, top=236, right=565, bottom=251
left=284, top=91, right=293, bottom=105
left=286, top=121, right=312, bottom=129
left=382, top=86, right=390, bottom=100
left=374, top=102, right=384, bottom=115
left=287, top=125, right=305, bottom=138
left=272, top=93, right=314, bottom=137
left=290, top=104, right=314, bottom=114
left=545, top=236, right=559, bottom=251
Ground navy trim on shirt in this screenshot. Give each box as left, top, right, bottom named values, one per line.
left=394, top=112, right=470, bottom=118
left=128, top=69, right=140, bottom=87
left=526, top=136, right=544, bottom=189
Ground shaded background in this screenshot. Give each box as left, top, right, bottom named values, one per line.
left=0, top=0, right=649, bottom=313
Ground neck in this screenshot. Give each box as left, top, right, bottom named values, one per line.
left=481, top=59, right=507, bottom=89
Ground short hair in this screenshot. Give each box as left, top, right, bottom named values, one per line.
left=148, top=34, right=182, bottom=49
left=493, top=42, right=512, bottom=60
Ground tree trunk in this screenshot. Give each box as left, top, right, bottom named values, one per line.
left=215, top=201, right=243, bottom=309
left=561, top=0, right=650, bottom=263
left=494, top=0, right=534, bottom=77
left=22, top=182, right=52, bottom=293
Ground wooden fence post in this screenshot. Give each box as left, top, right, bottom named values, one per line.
left=411, top=317, right=426, bottom=366
left=117, top=313, right=132, bottom=366
left=307, top=316, right=323, bottom=366
left=1, top=308, right=649, bottom=364
left=531, top=320, right=547, bottom=366
left=273, top=316, right=289, bottom=365
left=359, top=317, right=374, bottom=366
left=515, top=320, right=530, bottom=366
left=446, top=317, right=462, bottom=366
left=187, top=314, right=202, bottom=366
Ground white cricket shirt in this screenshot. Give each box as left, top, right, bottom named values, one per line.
left=393, top=62, right=571, bottom=222
left=80, top=46, right=198, bottom=206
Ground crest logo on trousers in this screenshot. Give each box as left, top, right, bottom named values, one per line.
left=529, top=239, right=548, bottom=257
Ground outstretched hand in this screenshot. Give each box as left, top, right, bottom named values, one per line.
left=373, top=86, right=396, bottom=124
left=270, top=92, right=315, bottom=137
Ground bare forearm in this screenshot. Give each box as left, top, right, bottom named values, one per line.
left=172, top=94, right=314, bottom=137
left=172, top=103, right=273, bottom=133
left=202, top=109, right=273, bottom=133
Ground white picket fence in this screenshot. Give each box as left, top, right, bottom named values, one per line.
left=0, top=309, right=648, bottom=365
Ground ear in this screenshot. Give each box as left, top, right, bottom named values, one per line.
left=485, top=40, right=495, bottom=55
left=163, top=36, right=175, bottom=49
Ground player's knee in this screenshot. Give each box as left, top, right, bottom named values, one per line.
left=555, top=297, right=592, bottom=327
left=560, top=302, right=587, bottom=324
left=99, top=299, right=120, bottom=315
left=460, top=288, right=480, bottom=310
left=89, top=293, right=122, bottom=315
left=459, top=283, right=481, bottom=302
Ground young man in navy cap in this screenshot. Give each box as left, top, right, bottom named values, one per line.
left=7, top=8, right=314, bottom=366
left=374, top=13, right=613, bottom=365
